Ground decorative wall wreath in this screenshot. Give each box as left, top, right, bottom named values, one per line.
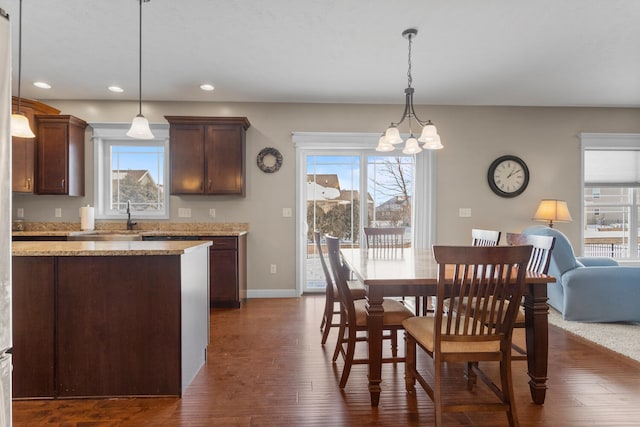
left=256, top=147, right=283, bottom=173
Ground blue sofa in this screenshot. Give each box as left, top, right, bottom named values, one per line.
left=523, top=226, right=640, bottom=322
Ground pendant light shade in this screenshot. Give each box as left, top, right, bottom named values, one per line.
left=11, top=0, right=35, bottom=139
left=127, top=114, right=154, bottom=139
left=11, top=113, right=35, bottom=138
left=375, top=29, right=443, bottom=153
left=127, top=0, right=154, bottom=140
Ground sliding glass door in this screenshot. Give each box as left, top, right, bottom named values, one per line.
left=304, top=153, right=414, bottom=293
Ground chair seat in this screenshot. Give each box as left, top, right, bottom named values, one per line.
left=332, top=281, right=366, bottom=300
left=403, top=316, right=500, bottom=353
left=354, top=298, right=414, bottom=327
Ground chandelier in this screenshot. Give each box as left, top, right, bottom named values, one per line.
left=376, top=28, right=443, bottom=154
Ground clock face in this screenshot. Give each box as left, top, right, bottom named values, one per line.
left=487, top=155, right=529, bottom=198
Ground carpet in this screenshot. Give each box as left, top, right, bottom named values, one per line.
left=547, top=308, right=640, bottom=362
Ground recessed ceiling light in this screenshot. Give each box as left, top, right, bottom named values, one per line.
left=33, top=81, right=51, bottom=89
left=108, top=86, right=124, bottom=93
left=200, top=84, right=215, bottom=91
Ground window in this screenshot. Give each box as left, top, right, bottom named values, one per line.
left=581, top=134, right=640, bottom=260
left=92, top=123, right=170, bottom=219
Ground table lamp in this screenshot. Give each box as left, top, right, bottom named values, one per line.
left=533, top=199, right=572, bottom=228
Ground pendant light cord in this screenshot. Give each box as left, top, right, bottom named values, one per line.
left=406, top=32, right=413, bottom=89
left=16, top=0, right=23, bottom=114
left=137, top=0, right=143, bottom=116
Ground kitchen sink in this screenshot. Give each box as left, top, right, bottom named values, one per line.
left=67, top=232, right=142, bottom=241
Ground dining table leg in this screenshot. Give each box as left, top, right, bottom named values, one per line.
left=523, top=282, right=549, bottom=405
left=365, top=289, right=385, bottom=407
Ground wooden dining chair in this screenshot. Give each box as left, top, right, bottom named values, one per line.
left=315, top=231, right=366, bottom=345
left=363, top=226, right=405, bottom=257
left=505, top=232, right=556, bottom=359
left=403, top=245, right=532, bottom=427
left=325, top=235, right=414, bottom=388
left=363, top=226, right=424, bottom=313
left=471, top=228, right=502, bottom=246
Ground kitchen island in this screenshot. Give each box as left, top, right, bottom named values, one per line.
left=12, top=240, right=211, bottom=399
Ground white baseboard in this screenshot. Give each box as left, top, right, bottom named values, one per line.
left=247, top=289, right=300, bottom=299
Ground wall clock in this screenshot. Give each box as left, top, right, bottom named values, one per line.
left=487, top=155, right=530, bottom=198
left=256, top=147, right=283, bottom=173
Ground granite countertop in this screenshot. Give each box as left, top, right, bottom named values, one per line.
left=12, top=222, right=249, bottom=237
left=12, top=240, right=213, bottom=257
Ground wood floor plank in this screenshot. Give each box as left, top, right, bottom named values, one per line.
left=12, top=295, right=640, bottom=426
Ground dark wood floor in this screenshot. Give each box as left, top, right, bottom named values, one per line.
left=12, top=295, right=640, bottom=426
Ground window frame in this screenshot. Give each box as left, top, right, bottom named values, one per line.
left=581, top=133, right=640, bottom=260
left=293, top=132, right=436, bottom=295
left=91, top=122, right=170, bottom=220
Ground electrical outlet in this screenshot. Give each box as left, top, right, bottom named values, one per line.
left=282, top=208, right=292, bottom=217
left=270, top=264, right=277, bottom=274
left=55, top=208, right=62, bottom=218
left=209, top=208, right=216, bottom=218
left=178, top=208, right=192, bottom=218
left=16, top=208, right=24, bottom=218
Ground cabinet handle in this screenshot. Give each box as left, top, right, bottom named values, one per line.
left=61, top=179, right=65, bottom=189
left=208, top=179, right=212, bottom=191
left=26, top=178, right=31, bottom=190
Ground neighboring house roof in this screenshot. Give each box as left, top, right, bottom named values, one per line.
left=307, top=174, right=340, bottom=190
left=112, top=169, right=157, bottom=186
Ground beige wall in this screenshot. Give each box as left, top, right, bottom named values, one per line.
left=13, top=100, right=640, bottom=294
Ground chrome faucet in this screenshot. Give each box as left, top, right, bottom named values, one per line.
left=126, top=200, right=137, bottom=230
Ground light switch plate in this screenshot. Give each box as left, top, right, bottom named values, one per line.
left=282, top=208, right=292, bottom=217
left=178, top=208, right=192, bottom=218
left=55, top=208, right=62, bottom=218
left=16, top=208, right=24, bottom=218
left=209, top=208, right=216, bottom=218
left=459, top=208, right=472, bottom=217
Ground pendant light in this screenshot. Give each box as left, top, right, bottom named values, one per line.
left=10, top=0, right=35, bottom=139
left=376, top=29, right=443, bottom=153
left=126, top=0, right=154, bottom=139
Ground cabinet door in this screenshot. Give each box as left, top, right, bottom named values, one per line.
left=37, top=121, right=69, bottom=194
left=205, top=126, right=245, bottom=195
left=11, top=105, right=36, bottom=193
left=12, top=136, right=34, bottom=192
left=170, top=125, right=205, bottom=194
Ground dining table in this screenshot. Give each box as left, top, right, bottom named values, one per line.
left=340, top=246, right=555, bottom=408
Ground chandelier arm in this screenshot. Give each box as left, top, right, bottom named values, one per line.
left=390, top=88, right=413, bottom=127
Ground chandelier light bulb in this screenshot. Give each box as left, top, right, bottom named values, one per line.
left=376, top=135, right=395, bottom=152
left=402, top=137, right=422, bottom=154
left=384, top=126, right=402, bottom=145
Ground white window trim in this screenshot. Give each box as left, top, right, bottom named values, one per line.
left=580, top=133, right=640, bottom=258
left=292, top=131, right=437, bottom=295
left=91, top=122, right=170, bottom=220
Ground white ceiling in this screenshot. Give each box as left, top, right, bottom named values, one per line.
left=3, top=0, right=640, bottom=107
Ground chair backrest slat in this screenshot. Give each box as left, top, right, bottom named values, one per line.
left=471, top=228, right=501, bottom=246
left=506, top=232, right=556, bottom=274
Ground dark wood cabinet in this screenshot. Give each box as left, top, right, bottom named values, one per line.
left=36, top=115, right=87, bottom=196
left=11, top=97, right=60, bottom=193
left=12, top=257, right=56, bottom=398
left=201, top=234, right=247, bottom=308
left=166, top=116, right=250, bottom=196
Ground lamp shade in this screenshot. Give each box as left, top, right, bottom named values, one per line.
left=10, top=113, right=35, bottom=138
left=126, top=114, right=154, bottom=139
left=375, top=135, right=394, bottom=152
left=533, top=199, right=572, bottom=227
